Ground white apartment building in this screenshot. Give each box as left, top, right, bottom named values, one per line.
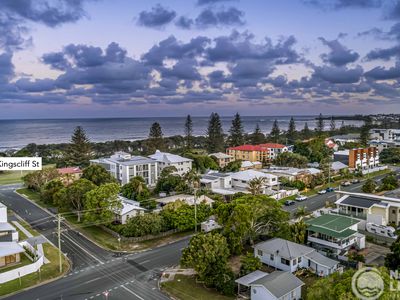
left=90, top=152, right=158, bottom=186
left=370, top=128, right=400, bottom=141
left=148, top=150, right=192, bottom=176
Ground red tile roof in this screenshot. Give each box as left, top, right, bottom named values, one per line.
left=57, top=167, right=82, bottom=175
left=227, top=143, right=286, bottom=151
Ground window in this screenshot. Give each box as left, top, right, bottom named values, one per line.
left=257, top=249, right=263, bottom=256
left=393, top=209, right=396, bottom=214
left=298, top=257, right=302, bottom=263
left=281, top=258, right=290, bottom=265
left=270, top=254, right=274, bottom=260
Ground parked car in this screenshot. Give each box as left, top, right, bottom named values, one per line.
left=341, top=181, right=351, bottom=186
left=295, top=195, right=307, bottom=201
left=325, top=187, right=335, bottom=192
left=351, top=179, right=360, bottom=184
left=284, top=200, right=295, bottom=206
left=318, top=190, right=327, bottom=195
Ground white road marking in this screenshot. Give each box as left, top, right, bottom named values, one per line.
left=121, top=285, right=145, bottom=300
left=62, top=233, right=104, bottom=264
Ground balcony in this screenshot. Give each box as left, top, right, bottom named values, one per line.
left=337, top=210, right=367, bottom=220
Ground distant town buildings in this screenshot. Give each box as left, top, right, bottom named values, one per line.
left=227, top=143, right=290, bottom=162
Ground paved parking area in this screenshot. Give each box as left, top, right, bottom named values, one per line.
left=363, top=242, right=391, bottom=266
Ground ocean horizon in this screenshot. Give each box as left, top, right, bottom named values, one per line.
left=0, top=116, right=363, bottom=151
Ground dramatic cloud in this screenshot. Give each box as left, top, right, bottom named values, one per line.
left=304, top=0, right=382, bottom=10
left=364, top=63, right=400, bottom=80
left=0, top=0, right=89, bottom=27
left=319, top=38, right=359, bottom=66
left=313, top=65, right=363, bottom=83
left=195, top=7, right=245, bottom=28
left=137, top=4, right=176, bottom=28
left=0, top=52, right=14, bottom=83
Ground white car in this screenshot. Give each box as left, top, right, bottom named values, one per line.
left=318, top=190, right=327, bottom=195
left=295, top=195, right=308, bottom=201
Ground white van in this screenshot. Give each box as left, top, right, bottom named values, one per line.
left=366, top=223, right=398, bottom=239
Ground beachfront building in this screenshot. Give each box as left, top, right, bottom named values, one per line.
left=149, top=150, right=192, bottom=176
left=208, top=152, right=234, bottom=168
left=335, top=191, right=400, bottom=227
left=333, top=147, right=379, bottom=171
left=90, top=152, right=158, bottom=186
left=227, top=143, right=290, bottom=163
left=254, top=238, right=339, bottom=277
left=305, top=214, right=365, bottom=257
left=370, top=128, right=400, bottom=141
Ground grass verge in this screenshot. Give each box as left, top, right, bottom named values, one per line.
left=161, top=275, right=234, bottom=300
left=16, top=188, right=54, bottom=209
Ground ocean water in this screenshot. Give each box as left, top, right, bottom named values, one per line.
left=0, top=116, right=363, bottom=150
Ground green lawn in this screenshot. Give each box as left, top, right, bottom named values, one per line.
left=0, top=240, right=69, bottom=297
left=0, top=170, right=32, bottom=185
left=161, top=275, right=234, bottom=300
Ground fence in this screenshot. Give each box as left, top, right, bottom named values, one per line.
left=0, top=254, right=44, bottom=284
left=100, top=225, right=180, bottom=242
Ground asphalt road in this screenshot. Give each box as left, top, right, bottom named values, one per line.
left=283, top=168, right=400, bottom=215
left=0, top=184, right=189, bottom=300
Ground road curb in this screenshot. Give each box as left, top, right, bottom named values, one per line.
left=14, top=189, right=56, bottom=217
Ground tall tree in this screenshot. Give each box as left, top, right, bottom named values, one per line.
left=251, top=124, right=265, bottom=144
left=330, top=116, right=336, bottom=132
left=302, top=122, right=311, bottom=139
left=228, top=112, right=244, bottom=147
left=147, top=122, right=165, bottom=153
left=270, top=119, right=280, bottom=143
left=82, top=164, right=115, bottom=185
left=316, top=113, right=324, bottom=135
left=184, top=115, right=193, bottom=150
left=359, top=116, right=372, bottom=146
left=287, top=117, right=296, bottom=143
left=84, top=183, right=122, bottom=223
left=206, top=112, right=224, bottom=153
left=65, top=126, right=92, bottom=167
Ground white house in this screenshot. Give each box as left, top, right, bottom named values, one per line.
left=231, top=170, right=279, bottom=194
left=254, top=238, right=339, bottom=277
left=90, top=152, right=158, bottom=186
left=236, top=270, right=304, bottom=300
left=201, top=219, right=222, bottom=232
left=149, top=150, right=192, bottom=176
left=115, top=196, right=146, bottom=225
left=156, top=194, right=214, bottom=207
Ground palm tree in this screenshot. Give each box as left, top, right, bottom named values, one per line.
left=247, top=177, right=267, bottom=195
left=294, top=206, right=307, bottom=219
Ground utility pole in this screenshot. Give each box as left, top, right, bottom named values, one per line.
left=194, top=188, right=197, bottom=233
left=57, top=214, right=62, bottom=273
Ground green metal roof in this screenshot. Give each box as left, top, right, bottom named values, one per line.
left=305, top=214, right=360, bottom=239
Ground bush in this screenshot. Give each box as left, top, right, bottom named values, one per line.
left=240, top=252, right=262, bottom=276
left=362, top=179, right=376, bottom=193
left=121, top=213, right=167, bottom=237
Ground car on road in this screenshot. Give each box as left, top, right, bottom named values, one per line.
left=284, top=200, right=295, bottom=206
left=318, top=190, right=327, bottom=195
left=351, top=179, right=360, bottom=184
left=295, top=195, right=308, bottom=201
left=325, top=187, right=335, bottom=192
left=341, top=181, right=351, bottom=186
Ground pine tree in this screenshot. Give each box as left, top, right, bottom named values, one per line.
left=251, top=124, right=265, bottom=144
left=206, top=112, right=224, bottom=153
left=316, top=113, right=324, bottom=135
left=270, top=119, right=280, bottom=143
left=228, top=112, right=244, bottom=147
left=330, top=116, right=336, bottom=132
left=65, top=126, right=92, bottom=167
left=147, top=122, right=165, bottom=153
left=302, top=122, right=311, bottom=139
left=287, top=117, right=296, bottom=143
left=360, top=116, right=372, bottom=146
left=184, top=115, right=193, bottom=150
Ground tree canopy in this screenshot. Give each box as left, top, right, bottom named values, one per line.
left=82, top=164, right=116, bottom=186
left=65, top=126, right=92, bottom=167
left=274, top=151, right=308, bottom=168
left=206, top=112, right=224, bottom=153
left=228, top=112, right=244, bottom=147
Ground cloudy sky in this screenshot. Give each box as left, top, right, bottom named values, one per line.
left=0, top=0, right=400, bottom=119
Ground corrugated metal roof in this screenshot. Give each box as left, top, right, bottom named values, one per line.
left=250, top=271, right=304, bottom=298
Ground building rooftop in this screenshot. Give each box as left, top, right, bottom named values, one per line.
left=235, top=270, right=268, bottom=287
left=228, top=143, right=286, bottom=151
left=340, top=195, right=381, bottom=208
left=250, top=271, right=304, bottom=299
left=304, top=250, right=339, bottom=268
left=149, top=150, right=192, bottom=164
left=231, top=170, right=277, bottom=182
left=0, top=242, right=25, bottom=257
left=305, top=214, right=360, bottom=239
left=331, top=161, right=349, bottom=170
left=208, top=152, right=233, bottom=159
left=156, top=194, right=214, bottom=206
left=57, top=167, right=82, bottom=174
left=254, top=238, right=314, bottom=260
left=331, top=134, right=360, bottom=140
left=241, top=161, right=262, bottom=168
